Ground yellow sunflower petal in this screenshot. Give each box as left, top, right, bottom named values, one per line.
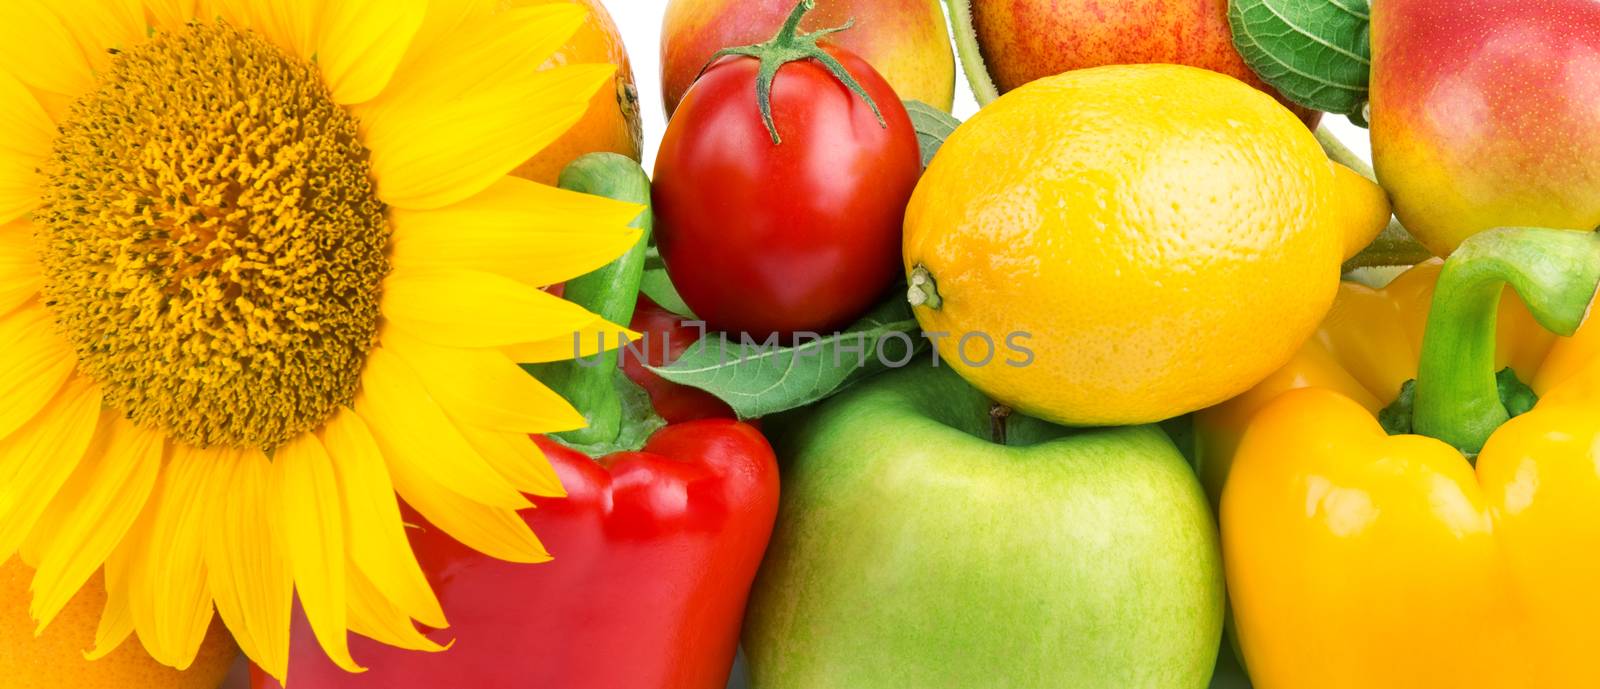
left=205, top=449, right=293, bottom=681
left=0, top=68, right=54, bottom=160
left=384, top=329, right=584, bottom=435
left=0, top=307, right=78, bottom=441
left=364, top=63, right=614, bottom=210
left=371, top=4, right=586, bottom=108
left=355, top=349, right=531, bottom=510
left=391, top=0, right=500, bottom=76
left=144, top=0, right=200, bottom=30
left=0, top=167, right=38, bottom=229
left=0, top=0, right=94, bottom=97
left=1, top=220, right=44, bottom=318
left=239, top=0, right=315, bottom=60
left=0, top=378, right=100, bottom=564
left=315, top=0, right=426, bottom=105
left=87, top=513, right=146, bottom=661
left=198, top=456, right=258, bottom=664
left=390, top=176, right=642, bottom=286
left=277, top=432, right=364, bottom=674
left=129, top=444, right=218, bottom=670
left=346, top=563, right=447, bottom=653
left=503, top=319, right=637, bottom=365
left=46, top=0, right=146, bottom=74
left=27, top=415, right=163, bottom=633
left=387, top=454, right=551, bottom=565
left=382, top=268, right=604, bottom=349
left=0, top=69, right=54, bottom=225
left=455, top=424, right=566, bottom=498
left=321, top=408, right=446, bottom=630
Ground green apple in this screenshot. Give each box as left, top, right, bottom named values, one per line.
left=744, top=365, right=1224, bottom=688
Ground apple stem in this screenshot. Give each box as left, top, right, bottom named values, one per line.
left=943, top=0, right=1001, bottom=106
left=701, top=0, right=886, bottom=145
left=907, top=264, right=943, bottom=310
left=1316, top=125, right=1374, bottom=180
left=1411, top=227, right=1600, bottom=454
left=990, top=403, right=1011, bottom=445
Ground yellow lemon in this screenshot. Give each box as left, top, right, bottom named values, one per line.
left=904, top=64, right=1390, bottom=426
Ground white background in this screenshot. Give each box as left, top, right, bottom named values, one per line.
left=611, top=0, right=1374, bottom=170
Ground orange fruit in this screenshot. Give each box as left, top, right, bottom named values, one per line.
left=1, top=559, right=237, bottom=689
left=510, top=0, right=643, bottom=186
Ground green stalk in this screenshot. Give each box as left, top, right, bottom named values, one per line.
left=549, top=153, right=653, bottom=448
left=942, top=0, right=1000, bottom=106
left=1316, top=125, right=1374, bottom=180
left=1412, top=228, right=1600, bottom=454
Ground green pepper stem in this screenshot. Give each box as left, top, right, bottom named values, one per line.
left=551, top=153, right=653, bottom=447
left=1413, top=228, right=1600, bottom=454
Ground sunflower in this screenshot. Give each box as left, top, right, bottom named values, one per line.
left=0, top=0, right=641, bottom=681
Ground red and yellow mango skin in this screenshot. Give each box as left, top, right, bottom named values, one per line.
left=1195, top=263, right=1600, bottom=689
left=660, top=0, right=955, bottom=115
left=969, top=0, right=1320, bottom=126
left=1370, top=0, right=1600, bottom=257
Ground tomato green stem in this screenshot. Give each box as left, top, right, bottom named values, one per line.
left=551, top=153, right=653, bottom=448
left=1413, top=228, right=1600, bottom=454
left=704, top=0, right=885, bottom=145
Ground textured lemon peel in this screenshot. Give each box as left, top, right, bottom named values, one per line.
left=36, top=22, right=389, bottom=451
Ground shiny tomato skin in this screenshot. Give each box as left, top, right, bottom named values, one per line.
left=652, top=45, right=922, bottom=338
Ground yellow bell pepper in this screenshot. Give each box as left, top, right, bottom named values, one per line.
left=1196, top=228, right=1600, bottom=689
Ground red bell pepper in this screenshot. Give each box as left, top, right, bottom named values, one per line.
left=253, top=154, right=779, bottom=689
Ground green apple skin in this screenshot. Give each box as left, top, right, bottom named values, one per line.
left=744, top=365, right=1224, bottom=689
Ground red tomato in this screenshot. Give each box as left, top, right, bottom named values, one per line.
left=652, top=42, right=922, bottom=339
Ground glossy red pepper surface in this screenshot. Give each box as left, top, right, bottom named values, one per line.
left=255, top=420, right=778, bottom=689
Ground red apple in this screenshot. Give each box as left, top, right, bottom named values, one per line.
left=967, top=0, right=1320, bottom=126
left=1370, top=0, right=1600, bottom=256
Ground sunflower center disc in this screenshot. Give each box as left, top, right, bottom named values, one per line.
left=36, top=22, right=390, bottom=451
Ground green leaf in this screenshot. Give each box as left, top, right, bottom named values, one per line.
left=904, top=99, right=960, bottom=167
left=1229, top=0, right=1372, bottom=122
left=649, top=298, right=927, bottom=418
left=1160, top=414, right=1198, bottom=467
left=640, top=244, right=695, bottom=318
